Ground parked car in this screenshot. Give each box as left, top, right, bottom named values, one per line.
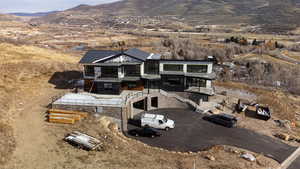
left=203, top=114, right=237, bottom=128
left=141, top=113, right=175, bottom=130
left=128, top=127, right=162, bottom=138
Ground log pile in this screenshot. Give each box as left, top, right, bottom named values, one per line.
left=48, top=109, right=88, bottom=124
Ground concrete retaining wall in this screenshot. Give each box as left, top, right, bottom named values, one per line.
left=172, top=91, right=209, bottom=103
left=52, top=104, right=122, bottom=119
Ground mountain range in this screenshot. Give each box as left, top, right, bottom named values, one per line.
left=10, top=11, right=58, bottom=17
left=35, top=0, right=300, bottom=31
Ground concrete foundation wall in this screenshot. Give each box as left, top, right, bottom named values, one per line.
left=171, top=92, right=209, bottom=102
left=158, top=95, right=190, bottom=109
left=52, top=104, right=122, bottom=119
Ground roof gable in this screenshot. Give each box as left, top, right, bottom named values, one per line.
left=102, top=54, right=142, bottom=63
left=124, top=48, right=150, bottom=61
left=79, top=48, right=153, bottom=64
left=79, top=50, right=121, bottom=64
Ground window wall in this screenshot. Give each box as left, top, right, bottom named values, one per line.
left=187, top=77, right=206, bottom=88
left=187, top=65, right=208, bottom=73
left=145, top=60, right=159, bottom=74
left=101, top=67, right=118, bottom=78
left=124, top=65, right=141, bottom=77
left=163, top=64, right=184, bottom=72
left=161, top=75, right=185, bottom=91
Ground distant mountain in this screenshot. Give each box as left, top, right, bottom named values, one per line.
left=35, top=0, right=300, bottom=32
left=10, top=11, right=59, bottom=17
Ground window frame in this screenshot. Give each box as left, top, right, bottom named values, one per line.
left=187, top=65, right=208, bottom=73
left=163, top=64, right=184, bottom=72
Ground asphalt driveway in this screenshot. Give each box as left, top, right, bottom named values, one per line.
left=127, top=108, right=296, bottom=163
left=288, top=156, right=300, bottom=169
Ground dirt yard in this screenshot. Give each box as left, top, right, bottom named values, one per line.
left=214, top=81, right=300, bottom=146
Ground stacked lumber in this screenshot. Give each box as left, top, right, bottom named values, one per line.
left=48, top=109, right=88, bottom=124
left=64, top=131, right=102, bottom=151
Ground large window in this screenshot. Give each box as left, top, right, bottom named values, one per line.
left=124, top=65, right=140, bottom=77
left=161, top=75, right=185, bottom=91
left=187, top=78, right=206, bottom=88
left=101, top=67, right=118, bottom=78
left=163, top=64, right=183, bottom=72
left=163, top=76, right=184, bottom=86
left=84, top=65, right=95, bottom=77
left=145, top=61, right=159, bottom=74
left=187, top=65, right=208, bottom=73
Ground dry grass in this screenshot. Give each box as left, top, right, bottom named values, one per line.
left=0, top=43, right=78, bottom=64
left=0, top=43, right=79, bottom=165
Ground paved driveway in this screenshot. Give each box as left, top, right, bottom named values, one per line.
left=127, top=108, right=296, bottom=163
left=288, top=156, right=300, bottom=169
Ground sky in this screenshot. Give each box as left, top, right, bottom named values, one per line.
left=0, top=0, right=120, bottom=13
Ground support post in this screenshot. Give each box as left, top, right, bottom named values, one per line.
left=147, top=96, right=152, bottom=111
left=121, top=107, right=128, bottom=132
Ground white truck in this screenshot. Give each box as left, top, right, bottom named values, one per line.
left=141, top=113, right=175, bottom=130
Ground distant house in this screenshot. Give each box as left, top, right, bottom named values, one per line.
left=79, top=48, right=216, bottom=98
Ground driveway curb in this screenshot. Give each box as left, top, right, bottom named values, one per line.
left=279, top=147, right=300, bottom=169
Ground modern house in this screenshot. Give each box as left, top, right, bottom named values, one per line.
left=79, top=48, right=216, bottom=100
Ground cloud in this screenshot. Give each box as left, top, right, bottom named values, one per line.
left=0, top=0, right=120, bottom=13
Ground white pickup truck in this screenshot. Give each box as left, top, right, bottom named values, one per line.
left=141, top=113, right=175, bottom=130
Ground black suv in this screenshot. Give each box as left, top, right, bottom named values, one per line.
left=203, top=114, right=237, bottom=128
left=128, top=127, right=162, bottom=138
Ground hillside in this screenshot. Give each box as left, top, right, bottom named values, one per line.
left=0, top=14, right=22, bottom=21
left=0, top=43, right=280, bottom=169
left=35, top=0, right=300, bottom=31
left=0, top=43, right=79, bottom=165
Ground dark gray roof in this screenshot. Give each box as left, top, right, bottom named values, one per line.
left=124, top=48, right=150, bottom=61
left=79, top=50, right=121, bottom=64
left=79, top=48, right=152, bottom=64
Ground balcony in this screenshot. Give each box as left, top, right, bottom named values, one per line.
left=185, top=87, right=215, bottom=96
